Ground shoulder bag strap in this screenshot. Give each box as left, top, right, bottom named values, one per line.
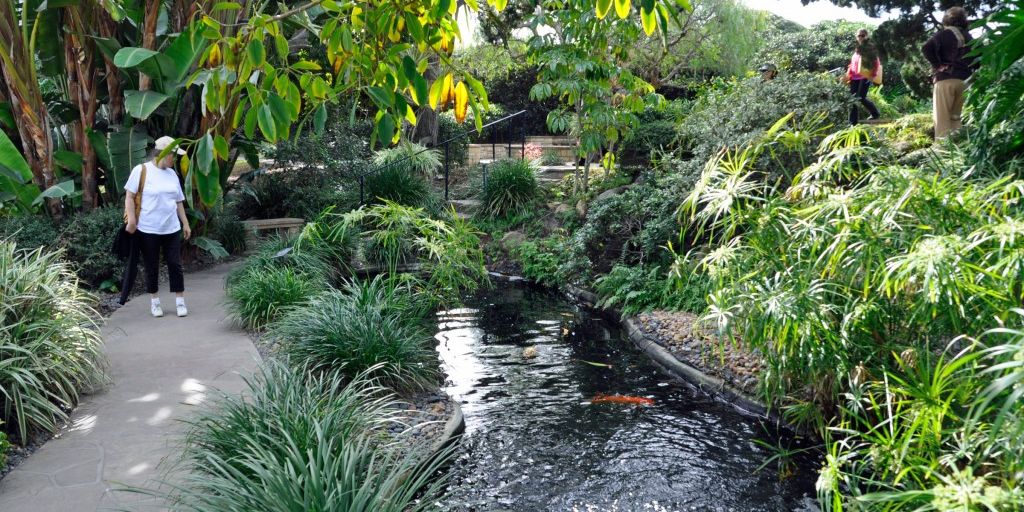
left=134, top=163, right=148, bottom=220
left=947, top=27, right=966, bottom=49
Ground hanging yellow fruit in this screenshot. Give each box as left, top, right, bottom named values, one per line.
left=441, top=73, right=455, bottom=108
left=207, top=43, right=222, bottom=67
left=453, top=81, right=469, bottom=123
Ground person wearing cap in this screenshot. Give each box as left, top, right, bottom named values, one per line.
left=123, top=136, right=191, bottom=318
left=758, top=63, right=778, bottom=81
left=922, top=6, right=975, bottom=138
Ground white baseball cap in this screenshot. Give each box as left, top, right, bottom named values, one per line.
left=154, top=135, right=186, bottom=155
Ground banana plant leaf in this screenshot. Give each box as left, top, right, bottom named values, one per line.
left=90, top=125, right=150, bottom=198
left=0, top=130, right=40, bottom=210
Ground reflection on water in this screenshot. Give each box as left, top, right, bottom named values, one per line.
left=434, top=285, right=819, bottom=511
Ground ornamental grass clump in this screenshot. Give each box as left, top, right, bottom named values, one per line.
left=480, top=158, right=539, bottom=217
left=161, top=362, right=450, bottom=512
left=0, top=241, right=106, bottom=444
left=274, top=277, right=437, bottom=391
left=226, top=266, right=322, bottom=330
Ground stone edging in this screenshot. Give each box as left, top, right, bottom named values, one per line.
left=563, top=285, right=798, bottom=430
left=428, top=399, right=466, bottom=457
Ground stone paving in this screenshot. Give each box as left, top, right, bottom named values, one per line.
left=0, top=263, right=260, bottom=511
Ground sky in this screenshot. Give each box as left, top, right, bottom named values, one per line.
left=741, top=0, right=897, bottom=27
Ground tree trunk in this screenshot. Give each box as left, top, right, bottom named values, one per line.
left=66, top=13, right=100, bottom=210
left=139, top=0, right=160, bottom=91
left=0, top=72, right=61, bottom=219
left=98, top=12, right=123, bottom=125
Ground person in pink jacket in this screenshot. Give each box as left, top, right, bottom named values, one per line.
left=846, top=28, right=882, bottom=125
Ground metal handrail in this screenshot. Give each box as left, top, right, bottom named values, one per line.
left=357, top=109, right=528, bottom=203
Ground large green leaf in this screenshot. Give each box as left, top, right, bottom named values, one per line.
left=32, top=180, right=75, bottom=206
left=194, top=133, right=214, bottom=176
left=34, top=9, right=63, bottom=77
left=106, top=125, right=151, bottom=197
left=163, top=26, right=207, bottom=84
left=124, top=90, right=170, bottom=120
left=113, top=47, right=160, bottom=68
left=0, top=130, right=39, bottom=210
left=194, top=164, right=221, bottom=206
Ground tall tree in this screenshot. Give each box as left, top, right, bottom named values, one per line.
left=0, top=0, right=62, bottom=217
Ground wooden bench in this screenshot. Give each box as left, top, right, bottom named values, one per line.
left=241, top=218, right=305, bottom=244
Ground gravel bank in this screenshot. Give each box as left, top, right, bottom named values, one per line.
left=635, top=310, right=764, bottom=396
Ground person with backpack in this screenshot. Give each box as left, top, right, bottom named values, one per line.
left=123, top=136, right=191, bottom=318
left=846, top=28, right=883, bottom=125
left=922, top=6, right=974, bottom=139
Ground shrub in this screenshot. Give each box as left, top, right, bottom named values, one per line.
left=371, top=142, right=441, bottom=176
left=326, top=202, right=488, bottom=302
left=226, top=266, right=322, bottom=330
left=455, top=43, right=555, bottom=137
left=480, top=159, right=539, bottom=217
left=677, top=73, right=849, bottom=166
left=0, top=214, right=59, bottom=253
left=166, top=362, right=449, bottom=512
left=275, top=277, right=436, bottom=390
left=512, top=239, right=561, bottom=287
left=884, top=113, right=934, bottom=152
left=363, top=165, right=432, bottom=208
left=228, top=167, right=361, bottom=222
left=595, top=264, right=709, bottom=315
left=229, top=236, right=335, bottom=287
left=0, top=241, right=106, bottom=444
left=208, top=208, right=247, bottom=255
left=0, top=429, right=8, bottom=469
left=58, top=206, right=124, bottom=288
left=436, top=112, right=470, bottom=167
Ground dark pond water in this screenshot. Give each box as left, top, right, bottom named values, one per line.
left=432, top=283, right=819, bottom=511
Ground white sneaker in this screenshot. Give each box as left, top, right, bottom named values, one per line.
left=176, top=303, right=188, bottom=317
left=151, top=302, right=164, bottom=318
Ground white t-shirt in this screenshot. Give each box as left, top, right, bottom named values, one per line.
left=125, top=162, right=186, bottom=235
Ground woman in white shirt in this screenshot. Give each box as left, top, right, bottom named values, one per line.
left=124, top=136, right=192, bottom=318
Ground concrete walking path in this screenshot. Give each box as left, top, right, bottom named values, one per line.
left=0, top=263, right=260, bottom=511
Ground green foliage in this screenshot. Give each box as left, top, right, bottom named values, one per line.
left=0, top=241, right=106, bottom=445
left=629, top=0, right=769, bottom=80
left=274, top=277, right=437, bottom=391
left=682, top=121, right=1024, bottom=404
left=966, top=0, right=1024, bottom=168
left=480, top=159, right=540, bottom=217
left=621, top=100, right=689, bottom=164
left=333, top=201, right=488, bottom=303
left=595, top=264, right=709, bottom=315
left=208, top=209, right=247, bottom=255
left=58, top=206, right=125, bottom=287
left=676, top=73, right=849, bottom=165
left=436, top=112, right=469, bottom=166
left=512, top=239, right=562, bottom=287
left=164, top=362, right=450, bottom=512
left=884, top=113, right=934, bottom=152
left=755, top=20, right=867, bottom=73
left=363, top=165, right=432, bottom=208
left=0, top=214, right=59, bottom=253
left=224, top=234, right=335, bottom=327
left=455, top=43, right=554, bottom=137
left=371, top=142, right=442, bottom=176
left=0, top=429, right=8, bottom=469
left=226, top=265, right=324, bottom=330
left=818, top=323, right=1024, bottom=510
left=228, top=166, right=361, bottom=222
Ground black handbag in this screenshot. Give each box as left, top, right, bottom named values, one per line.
left=111, top=225, right=134, bottom=260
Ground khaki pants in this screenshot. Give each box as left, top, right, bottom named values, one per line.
left=933, top=79, right=965, bottom=139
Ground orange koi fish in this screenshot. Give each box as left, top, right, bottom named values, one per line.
left=590, top=394, right=655, bottom=406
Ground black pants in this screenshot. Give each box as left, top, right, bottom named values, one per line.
left=138, top=230, right=184, bottom=294
left=849, top=78, right=880, bottom=125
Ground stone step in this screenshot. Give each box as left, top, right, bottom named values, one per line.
left=448, top=199, right=481, bottom=218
